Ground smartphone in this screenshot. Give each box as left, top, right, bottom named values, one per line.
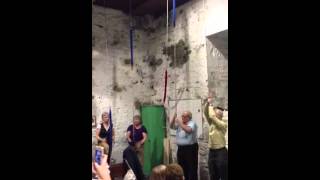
left=95, top=146, right=104, bottom=165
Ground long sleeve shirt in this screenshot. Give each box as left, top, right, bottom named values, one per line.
left=204, top=103, right=228, bottom=149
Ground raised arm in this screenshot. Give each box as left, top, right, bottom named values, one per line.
left=208, top=106, right=228, bottom=130
left=170, top=112, right=178, bottom=129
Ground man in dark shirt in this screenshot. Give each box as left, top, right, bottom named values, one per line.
left=126, top=115, right=148, bottom=165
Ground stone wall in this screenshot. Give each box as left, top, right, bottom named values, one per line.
left=92, top=5, right=154, bottom=163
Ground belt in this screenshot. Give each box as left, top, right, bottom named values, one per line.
left=210, top=147, right=226, bottom=151
left=178, top=143, right=198, bottom=147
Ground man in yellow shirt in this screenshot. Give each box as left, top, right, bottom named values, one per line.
left=204, top=98, right=228, bottom=180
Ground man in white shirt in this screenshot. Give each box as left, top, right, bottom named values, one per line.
left=170, top=111, right=198, bottom=180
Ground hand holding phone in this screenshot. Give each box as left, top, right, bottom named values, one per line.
left=93, top=153, right=111, bottom=180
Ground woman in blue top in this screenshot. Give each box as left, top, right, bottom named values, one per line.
left=126, top=115, right=148, bottom=165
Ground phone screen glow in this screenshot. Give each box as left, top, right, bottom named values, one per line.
left=95, top=149, right=102, bottom=165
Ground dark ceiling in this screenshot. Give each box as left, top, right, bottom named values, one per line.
left=93, top=0, right=191, bottom=17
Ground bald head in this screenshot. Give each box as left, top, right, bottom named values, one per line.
left=182, top=111, right=192, bottom=123
left=185, top=111, right=192, bottom=119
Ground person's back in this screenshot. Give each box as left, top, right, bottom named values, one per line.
left=166, top=163, right=184, bottom=180
left=123, top=146, right=144, bottom=180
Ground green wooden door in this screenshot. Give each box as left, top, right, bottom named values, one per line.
left=141, top=105, right=166, bottom=175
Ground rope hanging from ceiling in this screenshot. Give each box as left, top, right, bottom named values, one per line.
left=129, top=0, right=134, bottom=69
left=163, top=0, right=177, bottom=104
left=172, top=0, right=176, bottom=27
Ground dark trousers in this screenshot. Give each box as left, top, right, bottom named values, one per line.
left=208, top=147, right=228, bottom=180
left=177, top=143, right=198, bottom=180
